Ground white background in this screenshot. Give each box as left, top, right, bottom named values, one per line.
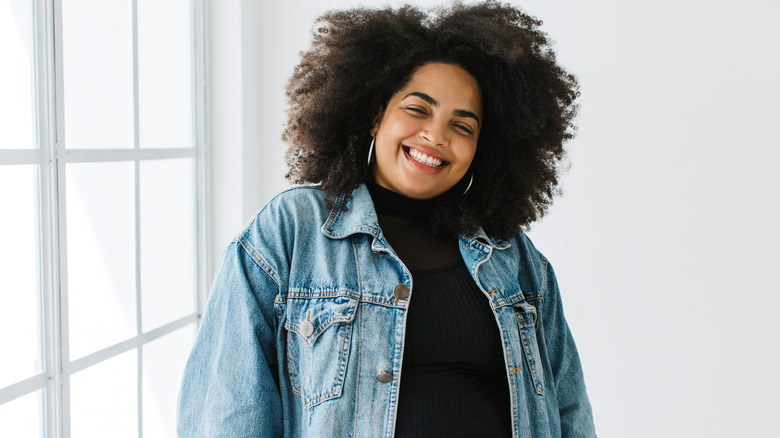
left=208, top=1, right=780, bottom=436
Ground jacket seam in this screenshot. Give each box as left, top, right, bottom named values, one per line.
left=279, top=291, right=407, bottom=309
left=237, top=235, right=281, bottom=286
left=351, top=235, right=363, bottom=438
left=539, top=255, right=549, bottom=299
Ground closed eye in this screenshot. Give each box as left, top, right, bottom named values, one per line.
left=404, top=106, right=428, bottom=116
left=455, top=124, right=474, bottom=135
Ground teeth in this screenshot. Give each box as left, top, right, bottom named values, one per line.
left=407, top=148, right=443, bottom=167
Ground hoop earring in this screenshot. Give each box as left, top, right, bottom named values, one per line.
left=367, top=136, right=375, bottom=166
left=462, top=171, right=474, bottom=196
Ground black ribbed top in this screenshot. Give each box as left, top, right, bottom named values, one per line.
left=368, top=182, right=511, bottom=437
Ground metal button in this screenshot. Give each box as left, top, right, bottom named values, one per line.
left=300, top=320, right=314, bottom=337
left=375, top=371, right=393, bottom=383
left=393, top=284, right=409, bottom=300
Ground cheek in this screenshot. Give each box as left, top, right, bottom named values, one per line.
left=457, top=144, right=478, bottom=168
left=376, top=137, right=400, bottom=161
left=376, top=121, right=411, bottom=155
left=381, top=114, right=419, bottom=139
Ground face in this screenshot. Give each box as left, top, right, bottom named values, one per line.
left=370, top=62, right=482, bottom=199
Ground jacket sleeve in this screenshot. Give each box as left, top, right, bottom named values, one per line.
left=177, top=240, right=283, bottom=437
left=540, top=259, right=597, bottom=437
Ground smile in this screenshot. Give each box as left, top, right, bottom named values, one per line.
left=403, top=146, right=447, bottom=168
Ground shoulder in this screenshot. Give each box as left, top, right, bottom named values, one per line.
left=231, top=185, right=332, bottom=281
left=239, top=185, right=330, bottom=238
left=505, top=231, right=553, bottom=300
left=255, top=184, right=330, bottom=221
left=512, top=232, right=548, bottom=265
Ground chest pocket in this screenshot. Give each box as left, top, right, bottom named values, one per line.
left=514, top=301, right=545, bottom=395
left=284, top=295, right=357, bottom=409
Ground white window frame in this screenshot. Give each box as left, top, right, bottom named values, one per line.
left=0, top=0, right=209, bottom=436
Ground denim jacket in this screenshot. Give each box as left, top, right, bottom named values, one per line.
left=178, top=184, right=596, bottom=437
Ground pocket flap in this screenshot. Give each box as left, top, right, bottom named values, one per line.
left=514, top=301, right=538, bottom=329
left=284, top=296, right=358, bottom=345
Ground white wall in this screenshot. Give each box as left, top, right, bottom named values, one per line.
left=209, top=1, right=780, bottom=436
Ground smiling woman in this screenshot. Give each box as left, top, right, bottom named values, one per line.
left=178, top=3, right=594, bottom=437
left=371, top=63, right=481, bottom=199
left=282, top=5, right=579, bottom=239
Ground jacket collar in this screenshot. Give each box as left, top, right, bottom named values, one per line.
left=321, top=183, right=510, bottom=250
left=462, top=228, right=511, bottom=251
left=321, top=184, right=381, bottom=240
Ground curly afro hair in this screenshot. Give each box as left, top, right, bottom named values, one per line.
left=284, top=1, right=579, bottom=240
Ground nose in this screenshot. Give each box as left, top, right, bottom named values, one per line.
left=418, top=121, right=448, bottom=146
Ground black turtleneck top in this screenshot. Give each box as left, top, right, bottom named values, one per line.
left=367, top=182, right=511, bottom=438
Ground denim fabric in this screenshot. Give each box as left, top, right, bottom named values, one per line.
left=177, top=184, right=596, bottom=437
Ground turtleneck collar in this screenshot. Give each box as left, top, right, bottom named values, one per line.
left=366, top=181, right=436, bottom=220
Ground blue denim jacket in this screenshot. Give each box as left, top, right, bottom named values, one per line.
left=178, top=184, right=596, bottom=437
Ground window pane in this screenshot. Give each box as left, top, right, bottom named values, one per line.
left=142, top=324, right=197, bottom=437
left=62, top=0, right=134, bottom=149
left=140, top=159, right=196, bottom=331
left=70, top=349, right=138, bottom=437
left=0, top=390, right=43, bottom=438
left=0, top=165, right=42, bottom=388
left=66, top=162, right=136, bottom=359
left=0, top=0, right=36, bottom=149
left=138, top=0, right=193, bottom=148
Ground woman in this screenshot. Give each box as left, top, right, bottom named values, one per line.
left=178, top=3, right=596, bottom=437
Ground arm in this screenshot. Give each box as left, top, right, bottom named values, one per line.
left=177, top=241, right=283, bottom=437
left=540, top=259, right=597, bottom=437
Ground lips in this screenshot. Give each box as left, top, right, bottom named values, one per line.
left=402, top=146, right=448, bottom=168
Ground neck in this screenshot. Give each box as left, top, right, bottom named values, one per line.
left=366, top=181, right=436, bottom=220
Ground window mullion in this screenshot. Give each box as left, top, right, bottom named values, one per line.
left=35, top=0, right=56, bottom=434
left=33, top=0, right=59, bottom=435
left=193, top=0, right=210, bottom=318
left=130, top=0, right=144, bottom=436
left=48, top=0, right=71, bottom=436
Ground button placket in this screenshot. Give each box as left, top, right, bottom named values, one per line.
left=393, top=284, right=409, bottom=300
left=375, top=370, right=393, bottom=383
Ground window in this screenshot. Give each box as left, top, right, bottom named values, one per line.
left=0, top=0, right=207, bottom=436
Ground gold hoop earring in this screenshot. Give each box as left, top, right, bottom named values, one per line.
left=462, top=171, right=474, bottom=196
left=367, top=136, right=375, bottom=166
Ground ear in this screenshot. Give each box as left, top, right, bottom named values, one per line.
left=369, top=108, right=384, bottom=137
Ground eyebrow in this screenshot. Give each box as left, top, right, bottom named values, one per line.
left=403, top=92, right=481, bottom=126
